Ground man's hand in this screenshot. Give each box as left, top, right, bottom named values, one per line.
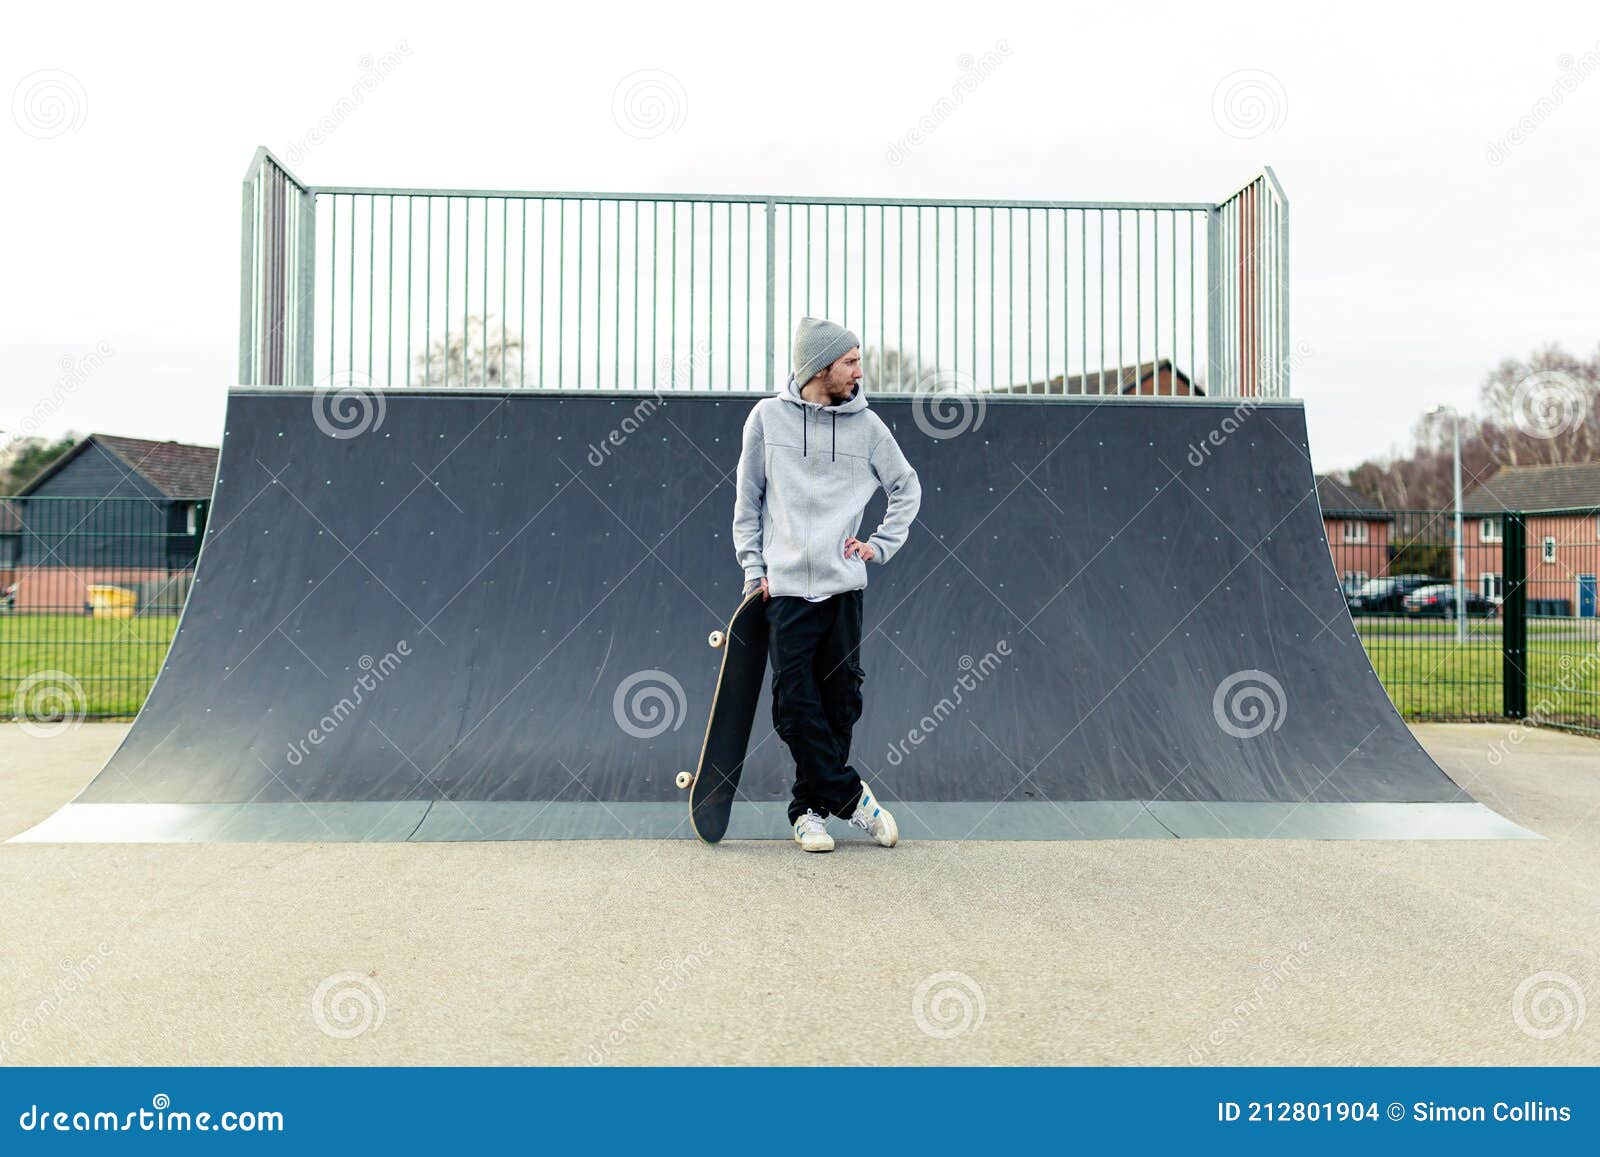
left=843, top=537, right=876, bottom=563
left=745, top=576, right=770, bottom=600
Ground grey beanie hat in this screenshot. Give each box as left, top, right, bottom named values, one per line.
left=791, top=317, right=860, bottom=387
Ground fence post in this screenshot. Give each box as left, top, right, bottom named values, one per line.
left=1502, top=512, right=1527, bottom=720
left=239, top=169, right=257, bottom=386
left=1205, top=205, right=1221, bottom=396
left=764, top=199, right=777, bottom=389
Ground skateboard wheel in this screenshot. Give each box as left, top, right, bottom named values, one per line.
left=675, top=771, right=693, bottom=790
left=708, top=630, right=725, bottom=648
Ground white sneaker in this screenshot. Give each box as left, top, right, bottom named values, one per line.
left=847, top=781, right=898, bottom=847
left=793, top=810, right=835, bottom=852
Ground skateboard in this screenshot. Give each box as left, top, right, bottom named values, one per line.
left=677, top=587, right=770, bottom=843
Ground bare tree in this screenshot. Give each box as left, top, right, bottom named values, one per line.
left=413, top=315, right=525, bottom=388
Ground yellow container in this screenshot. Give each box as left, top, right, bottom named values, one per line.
left=87, top=584, right=136, bottom=619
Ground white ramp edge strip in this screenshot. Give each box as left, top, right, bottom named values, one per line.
left=9, top=801, right=1540, bottom=843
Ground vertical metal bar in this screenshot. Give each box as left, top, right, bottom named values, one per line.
left=970, top=207, right=977, bottom=387
left=558, top=200, right=565, bottom=387
left=671, top=201, right=678, bottom=386
left=651, top=201, right=659, bottom=390
left=1081, top=210, right=1088, bottom=391
left=1188, top=211, right=1195, bottom=390
left=917, top=206, right=924, bottom=385
left=825, top=203, right=832, bottom=319
left=1133, top=211, right=1140, bottom=396
left=385, top=196, right=394, bottom=387
left=1206, top=205, right=1219, bottom=395
left=688, top=200, right=696, bottom=388
left=880, top=206, right=887, bottom=388
left=615, top=200, right=622, bottom=389
left=987, top=207, right=993, bottom=391
left=425, top=197, right=432, bottom=388
left=520, top=199, right=527, bottom=388
left=1025, top=208, right=1032, bottom=389
left=935, top=206, right=942, bottom=381
left=596, top=199, right=603, bottom=389
left=503, top=198, right=509, bottom=387
left=298, top=186, right=316, bottom=387
left=348, top=194, right=356, bottom=378
left=539, top=200, right=547, bottom=387
left=1005, top=207, right=1012, bottom=389
left=1152, top=208, right=1160, bottom=392
left=765, top=200, right=776, bottom=388
left=1097, top=209, right=1104, bottom=392
left=1043, top=208, right=1050, bottom=391
left=367, top=194, right=375, bottom=380
left=576, top=199, right=584, bottom=387
left=1116, top=209, right=1123, bottom=386
left=898, top=207, right=905, bottom=391
left=444, top=198, right=452, bottom=387
left=636, top=200, right=642, bottom=389
left=238, top=170, right=256, bottom=385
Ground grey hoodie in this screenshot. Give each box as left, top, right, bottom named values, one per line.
left=733, top=376, right=922, bottom=598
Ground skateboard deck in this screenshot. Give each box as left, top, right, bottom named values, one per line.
left=678, top=588, right=770, bottom=843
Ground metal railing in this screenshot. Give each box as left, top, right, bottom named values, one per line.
left=239, top=147, right=1290, bottom=398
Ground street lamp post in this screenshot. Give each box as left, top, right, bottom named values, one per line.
left=1427, top=405, right=1468, bottom=644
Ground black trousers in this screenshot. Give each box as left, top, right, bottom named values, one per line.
left=766, top=590, right=866, bottom=824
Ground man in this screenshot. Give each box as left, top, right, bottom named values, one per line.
left=732, top=317, right=922, bottom=852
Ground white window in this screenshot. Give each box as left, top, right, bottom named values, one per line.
left=1343, top=570, right=1368, bottom=587
left=1342, top=521, right=1368, bottom=544
left=1479, top=573, right=1503, bottom=600
left=1543, top=536, right=1557, bottom=564
left=1480, top=518, right=1502, bottom=543
left=185, top=504, right=198, bottom=535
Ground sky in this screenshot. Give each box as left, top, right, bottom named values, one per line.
left=3, top=0, right=1596, bottom=473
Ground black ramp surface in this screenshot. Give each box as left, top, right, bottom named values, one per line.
left=25, top=388, right=1522, bottom=841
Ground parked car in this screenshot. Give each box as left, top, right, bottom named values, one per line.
left=1346, top=574, right=1439, bottom=615
left=1403, top=584, right=1499, bottom=619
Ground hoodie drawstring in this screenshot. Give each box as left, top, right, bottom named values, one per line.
left=802, top=411, right=807, bottom=458
left=831, top=413, right=836, bottom=461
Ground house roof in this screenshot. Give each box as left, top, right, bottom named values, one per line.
left=996, top=358, right=1198, bottom=396
left=1462, top=462, right=1600, bottom=513
left=1315, top=475, right=1389, bottom=518
left=16, top=434, right=219, bottom=498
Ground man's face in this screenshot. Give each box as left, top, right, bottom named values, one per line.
left=821, top=348, right=862, bottom=401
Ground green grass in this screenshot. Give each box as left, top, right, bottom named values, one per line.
left=0, top=613, right=179, bottom=718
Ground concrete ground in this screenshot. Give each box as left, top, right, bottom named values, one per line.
left=0, top=721, right=1595, bottom=1066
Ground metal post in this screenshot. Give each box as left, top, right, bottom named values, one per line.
left=1453, top=411, right=1467, bottom=643
left=1502, top=513, right=1528, bottom=719
left=1205, top=206, right=1220, bottom=396
left=764, top=200, right=777, bottom=389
